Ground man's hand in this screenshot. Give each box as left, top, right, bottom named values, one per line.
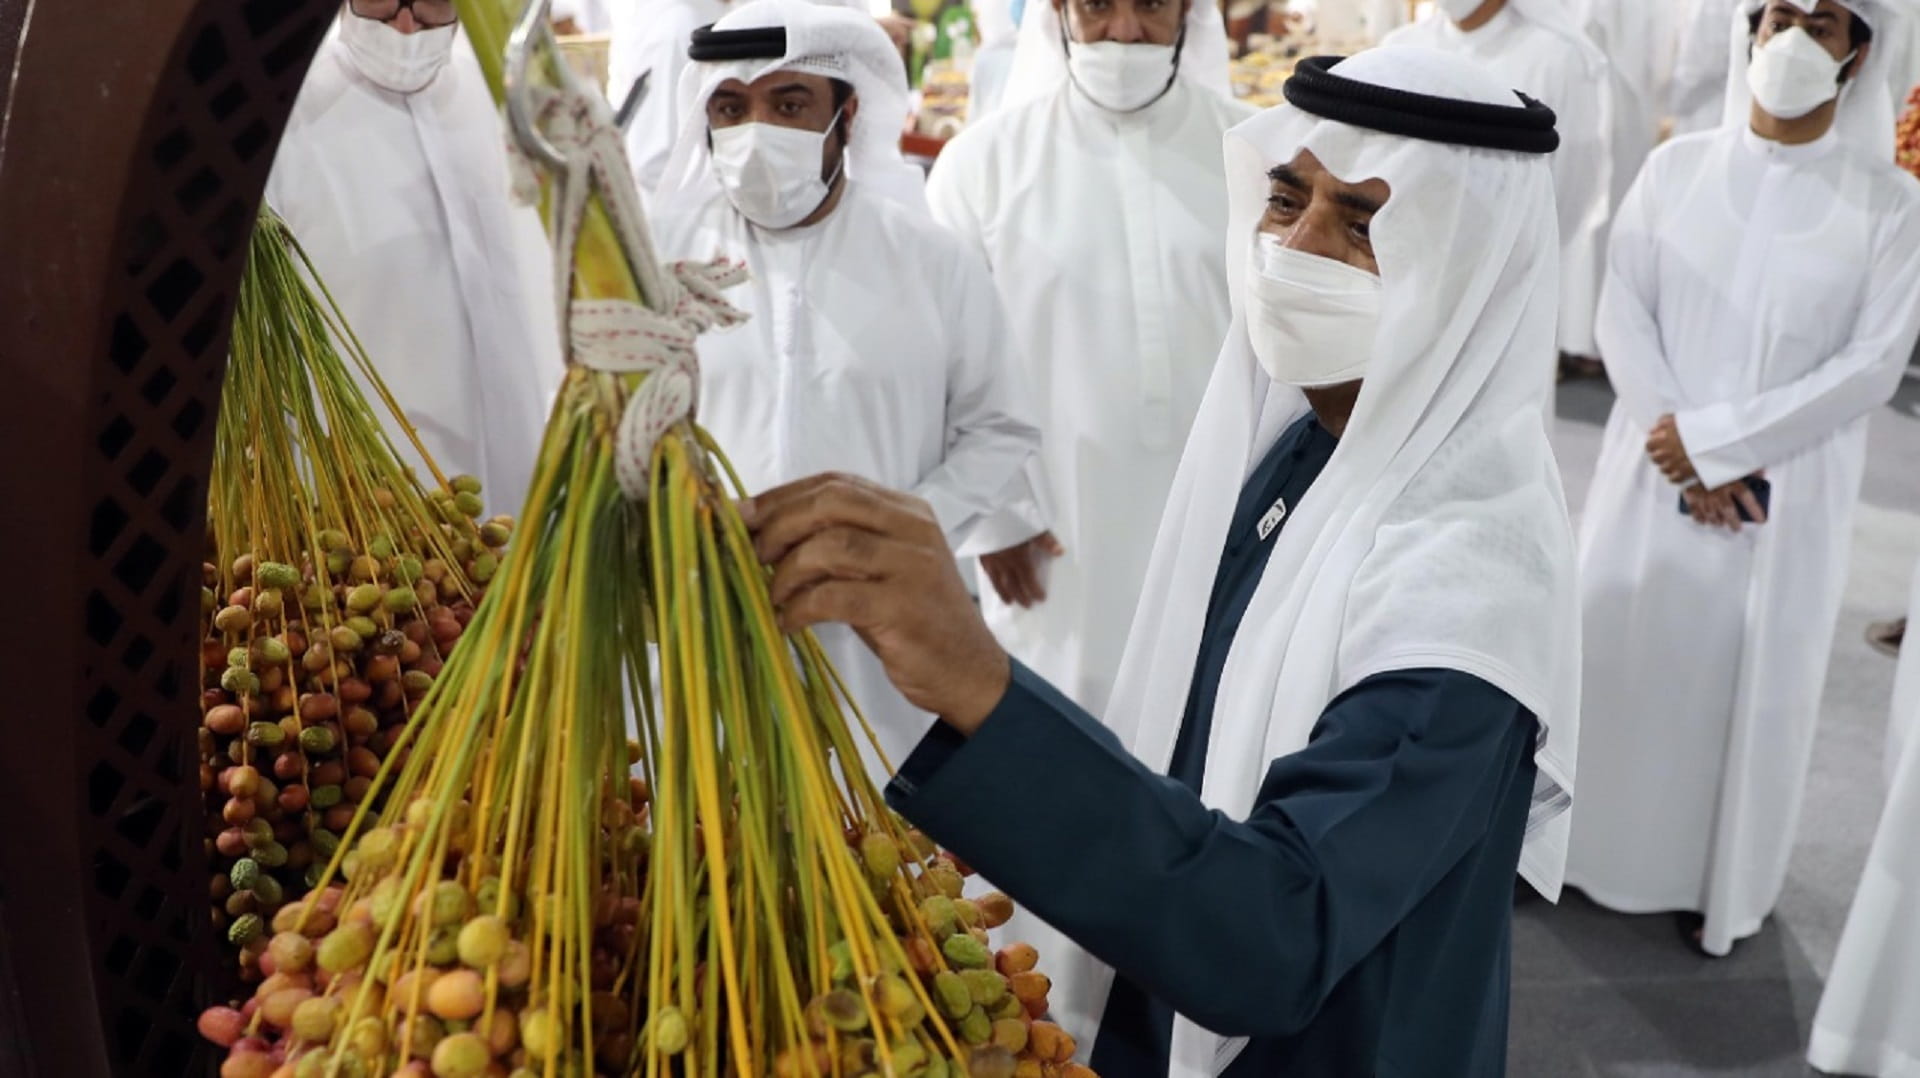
left=741, top=474, right=1012, bottom=735
left=979, top=532, right=1065, bottom=608
left=1646, top=414, right=1698, bottom=485
left=1681, top=474, right=1768, bottom=532
left=1680, top=483, right=1740, bottom=531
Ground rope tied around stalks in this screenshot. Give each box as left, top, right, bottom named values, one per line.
left=568, top=266, right=749, bottom=500
left=512, top=78, right=750, bottom=500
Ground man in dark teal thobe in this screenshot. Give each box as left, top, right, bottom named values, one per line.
left=742, top=45, right=1582, bottom=1078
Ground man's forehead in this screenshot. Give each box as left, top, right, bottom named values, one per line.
left=1768, top=0, right=1860, bottom=20
left=711, top=69, right=833, bottom=96
left=1271, top=149, right=1390, bottom=199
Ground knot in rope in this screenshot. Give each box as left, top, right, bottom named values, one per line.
left=510, top=75, right=753, bottom=501
left=568, top=260, right=750, bottom=500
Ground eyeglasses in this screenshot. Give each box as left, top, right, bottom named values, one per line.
left=348, top=0, right=459, bottom=28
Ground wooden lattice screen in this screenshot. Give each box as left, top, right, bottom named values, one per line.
left=0, top=1, right=336, bottom=1073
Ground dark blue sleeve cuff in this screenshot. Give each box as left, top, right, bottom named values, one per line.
left=886, top=659, right=1067, bottom=808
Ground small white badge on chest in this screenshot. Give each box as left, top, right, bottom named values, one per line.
left=1256, top=496, right=1289, bottom=541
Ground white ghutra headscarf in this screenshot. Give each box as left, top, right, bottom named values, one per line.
left=653, top=0, right=927, bottom=211
left=1032, top=45, right=1582, bottom=1076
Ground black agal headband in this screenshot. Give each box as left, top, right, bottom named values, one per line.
left=1283, top=56, right=1560, bottom=155
left=688, top=25, right=788, bottom=62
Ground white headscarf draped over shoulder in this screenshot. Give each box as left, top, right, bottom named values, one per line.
left=1036, top=45, right=1583, bottom=1076
left=654, top=0, right=927, bottom=211
left=1718, top=0, right=1919, bottom=159
left=999, top=0, right=1236, bottom=109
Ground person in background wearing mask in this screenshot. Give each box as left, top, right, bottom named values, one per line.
left=1808, top=553, right=1920, bottom=1077
left=648, top=0, right=1042, bottom=783
left=610, top=0, right=925, bottom=203
left=1384, top=0, right=1612, bottom=382
left=733, top=47, right=1580, bottom=1075
left=1567, top=0, right=1920, bottom=958
left=266, top=0, right=563, bottom=516
left=925, top=0, right=1250, bottom=727
left=1674, top=0, right=1920, bottom=137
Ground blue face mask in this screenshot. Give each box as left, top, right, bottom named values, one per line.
left=1009, top=0, right=1026, bottom=28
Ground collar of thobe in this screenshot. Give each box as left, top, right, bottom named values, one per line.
left=1740, top=123, right=1842, bottom=164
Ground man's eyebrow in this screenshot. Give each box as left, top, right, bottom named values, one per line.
left=1268, top=164, right=1310, bottom=189
left=1334, top=189, right=1384, bottom=215
left=768, top=81, right=817, bottom=96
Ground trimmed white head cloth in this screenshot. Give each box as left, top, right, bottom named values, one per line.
left=1718, top=0, right=1918, bottom=159
left=1032, top=45, right=1582, bottom=1076
left=998, top=0, right=1235, bottom=110
left=654, top=0, right=927, bottom=211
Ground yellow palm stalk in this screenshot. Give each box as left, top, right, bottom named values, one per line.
left=195, top=4, right=1093, bottom=1077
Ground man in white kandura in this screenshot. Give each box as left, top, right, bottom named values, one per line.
left=648, top=0, right=1042, bottom=780
left=267, top=0, right=563, bottom=516
left=1384, top=0, right=1612, bottom=375
left=926, top=0, right=1249, bottom=719
left=1567, top=0, right=1920, bottom=958
left=1809, top=556, right=1920, bottom=1076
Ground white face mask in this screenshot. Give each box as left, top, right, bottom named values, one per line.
left=708, top=111, right=845, bottom=229
left=1436, top=0, right=1487, bottom=24
left=1065, top=40, right=1180, bottom=112
left=1246, top=234, right=1382, bottom=389
left=338, top=13, right=457, bottom=95
left=1746, top=25, right=1855, bottom=120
